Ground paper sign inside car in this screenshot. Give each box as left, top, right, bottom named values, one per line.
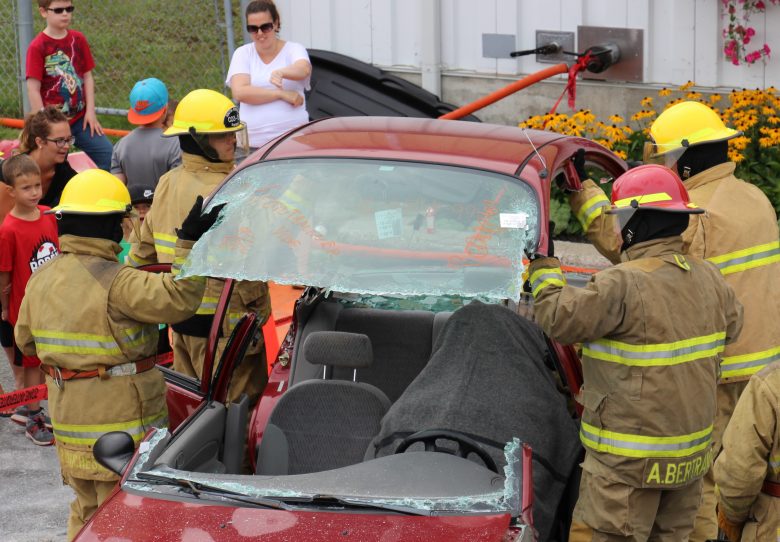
left=375, top=208, right=404, bottom=239
left=499, top=212, right=528, bottom=229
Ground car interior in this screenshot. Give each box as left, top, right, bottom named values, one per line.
left=149, top=289, right=582, bottom=539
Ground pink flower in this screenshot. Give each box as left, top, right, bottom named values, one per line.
left=756, top=0, right=766, bottom=9
left=764, top=43, right=772, bottom=56
left=745, top=27, right=756, bottom=37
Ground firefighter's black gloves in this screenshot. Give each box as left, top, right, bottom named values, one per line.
left=177, top=196, right=225, bottom=241
left=555, top=149, right=588, bottom=192
left=573, top=148, right=588, bottom=181
left=554, top=172, right=570, bottom=192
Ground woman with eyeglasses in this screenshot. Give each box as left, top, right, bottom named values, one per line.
left=18, top=106, right=77, bottom=208
left=226, top=0, right=311, bottom=152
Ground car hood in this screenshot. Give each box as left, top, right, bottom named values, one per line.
left=77, top=492, right=513, bottom=541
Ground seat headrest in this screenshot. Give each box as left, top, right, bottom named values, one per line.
left=303, top=331, right=373, bottom=368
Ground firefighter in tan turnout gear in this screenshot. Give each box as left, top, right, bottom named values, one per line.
left=13, top=169, right=220, bottom=540
left=530, top=165, right=743, bottom=540
left=129, top=89, right=271, bottom=405
left=567, top=101, right=780, bottom=541
left=714, top=362, right=780, bottom=541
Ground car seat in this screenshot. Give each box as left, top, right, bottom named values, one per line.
left=256, top=331, right=391, bottom=475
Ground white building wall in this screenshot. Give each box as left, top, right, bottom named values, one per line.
left=274, top=0, right=779, bottom=89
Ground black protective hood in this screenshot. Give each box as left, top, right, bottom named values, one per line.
left=57, top=213, right=124, bottom=244
left=621, top=210, right=690, bottom=252
left=676, top=140, right=729, bottom=180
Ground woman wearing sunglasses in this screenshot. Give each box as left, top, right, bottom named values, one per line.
left=226, top=0, right=312, bottom=153
left=18, top=106, right=77, bottom=208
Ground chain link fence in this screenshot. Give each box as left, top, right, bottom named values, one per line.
left=1, top=0, right=249, bottom=124
left=0, top=1, right=23, bottom=119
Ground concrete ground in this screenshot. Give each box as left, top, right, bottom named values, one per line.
left=0, top=350, right=71, bottom=542
left=0, top=242, right=608, bottom=542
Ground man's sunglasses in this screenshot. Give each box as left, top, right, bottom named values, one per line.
left=46, top=6, right=75, bottom=14
left=246, top=22, right=275, bottom=34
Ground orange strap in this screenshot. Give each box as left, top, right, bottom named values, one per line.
left=41, top=356, right=157, bottom=381
left=762, top=480, right=780, bottom=497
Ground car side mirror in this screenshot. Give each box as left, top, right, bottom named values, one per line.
left=94, top=431, right=136, bottom=476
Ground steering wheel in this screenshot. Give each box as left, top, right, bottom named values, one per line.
left=394, top=429, right=499, bottom=473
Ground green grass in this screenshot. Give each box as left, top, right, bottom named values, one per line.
left=1, top=0, right=246, bottom=121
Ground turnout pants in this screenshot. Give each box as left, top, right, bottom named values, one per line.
left=65, top=475, right=116, bottom=540
left=573, top=470, right=703, bottom=541
left=689, top=380, right=749, bottom=542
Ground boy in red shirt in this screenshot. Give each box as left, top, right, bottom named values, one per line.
left=0, top=154, right=60, bottom=446
left=25, top=0, right=113, bottom=171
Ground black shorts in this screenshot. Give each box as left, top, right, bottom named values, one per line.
left=0, top=316, right=23, bottom=366
left=0, top=319, right=12, bottom=348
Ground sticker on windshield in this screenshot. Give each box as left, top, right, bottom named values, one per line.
left=499, top=212, right=528, bottom=229
left=375, top=208, right=403, bottom=239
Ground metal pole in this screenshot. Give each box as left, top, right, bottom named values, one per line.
left=240, top=0, right=251, bottom=44
left=16, top=0, right=34, bottom=114
left=224, top=0, right=236, bottom=60
left=420, top=0, right=442, bottom=97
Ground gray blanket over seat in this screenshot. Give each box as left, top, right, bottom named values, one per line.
left=368, top=301, right=581, bottom=541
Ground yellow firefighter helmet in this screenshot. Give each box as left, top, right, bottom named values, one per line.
left=163, top=89, right=245, bottom=137
left=644, top=101, right=740, bottom=166
left=49, top=169, right=131, bottom=215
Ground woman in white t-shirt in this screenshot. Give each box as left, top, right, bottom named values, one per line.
left=227, top=0, right=311, bottom=150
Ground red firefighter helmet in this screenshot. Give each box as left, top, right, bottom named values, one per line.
left=606, top=164, right=703, bottom=229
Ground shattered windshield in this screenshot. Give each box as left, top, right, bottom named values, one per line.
left=125, top=430, right=523, bottom=516
left=181, top=158, right=539, bottom=301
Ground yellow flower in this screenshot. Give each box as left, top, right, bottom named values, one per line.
left=709, top=94, right=722, bottom=104
left=728, top=149, right=745, bottom=163
left=613, top=149, right=628, bottom=159
left=631, top=109, right=657, bottom=122
left=686, top=91, right=703, bottom=101
left=730, top=136, right=750, bottom=151
left=641, top=96, right=653, bottom=107
left=608, top=114, right=624, bottom=124
left=679, top=81, right=694, bottom=91
left=658, top=87, right=672, bottom=97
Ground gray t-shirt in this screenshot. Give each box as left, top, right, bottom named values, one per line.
left=110, top=127, right=181, bottom=190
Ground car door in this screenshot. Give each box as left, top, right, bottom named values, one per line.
left=140, top=262, right=240, bottom=429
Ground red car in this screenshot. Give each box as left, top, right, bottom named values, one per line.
left=78, top=117, right=626, bottom=542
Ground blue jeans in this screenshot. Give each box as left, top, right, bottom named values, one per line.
left=71, top=118, right=113, bottom=171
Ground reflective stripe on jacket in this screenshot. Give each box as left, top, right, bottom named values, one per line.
left=14, top=235, right=205, bottom=481
left=715, top=363, right=780, bottom=539
left=128, top=152, right=271, bottom=340
left=571, top=164, right=780, bottom=383
left=682, top=163, right=780, bottom=381
left=530, top=237, right=743, bottom=488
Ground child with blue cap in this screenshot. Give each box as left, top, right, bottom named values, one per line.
left=109, top=78, right=181, bottom=192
